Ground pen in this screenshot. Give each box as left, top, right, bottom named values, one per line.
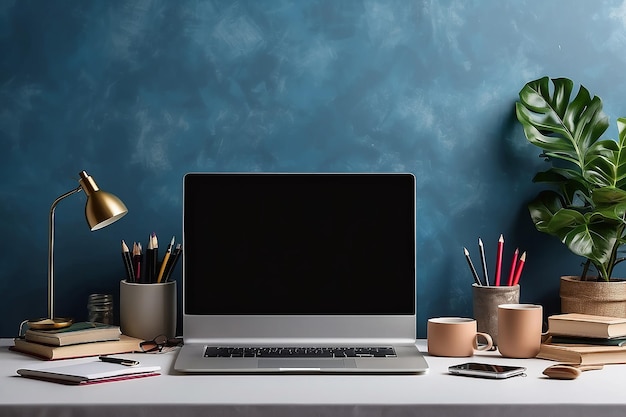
left=463, top=247, right=482, bottom=286
left=478, top=238, right=489, bottom=286
left=99, top=356, right=139, bottom=366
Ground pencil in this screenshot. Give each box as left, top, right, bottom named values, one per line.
left=133, top=242, right=143, bottom=283
left=512, top=251, right=526, bottom=285
left=157, top=236, right=175, bottom=283
left=478, top=238, right=489, bottom=286
left=464, top=247, right=482, bottom=286
left=145, top=234, right=155, bottom=283
left=121, top=240, right=135, bottom=283
left=162, top=243, right=182, bottom=282
left=507, top=248, right=519, bottom=286
left=151, top=233, right=159, bottom=282
left=495, top=234, right=504, bottom=286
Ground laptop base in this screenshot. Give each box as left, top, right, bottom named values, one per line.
left=174, top=344, right=429, bottom=374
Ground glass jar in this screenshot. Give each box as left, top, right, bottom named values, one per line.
left=87, top=293, right=114, bottom=324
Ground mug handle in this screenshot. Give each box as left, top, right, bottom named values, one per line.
left=474, top=332, right=493, bottom=351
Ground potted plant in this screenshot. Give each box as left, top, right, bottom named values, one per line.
left=515, top=76, right=626, bottom=316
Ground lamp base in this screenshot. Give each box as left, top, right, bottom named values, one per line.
left=27, top=317, right=74, bottom=330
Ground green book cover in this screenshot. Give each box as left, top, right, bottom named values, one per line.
left=550, top=335, right=626, bottom=346
left=30, top=322, right=115, bottom=334
left=25, top=322, right=121, bottom=346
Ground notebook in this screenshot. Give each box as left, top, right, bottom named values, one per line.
left=17, top=360, right=161, bottom=385
left=173, top=173, right=428, bottom=374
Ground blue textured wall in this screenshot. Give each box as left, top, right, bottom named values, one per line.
left=2, top=0, right=626, bottom=338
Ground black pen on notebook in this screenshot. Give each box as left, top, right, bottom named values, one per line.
left=99, top=356, right=139, bottom=366
left=463, top=247, right=482, bottom=286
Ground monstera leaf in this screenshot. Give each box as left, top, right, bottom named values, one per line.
left=516, top=77, right=626, bottom=281
left=516, top=77, right=610, bottom=180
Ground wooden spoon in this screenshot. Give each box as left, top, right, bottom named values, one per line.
left=542, top=364, right=604, bottom=380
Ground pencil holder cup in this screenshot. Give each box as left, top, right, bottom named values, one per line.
left=472, top=283, right=520, bottom=346
left=120, top=280, right=177, bottom=341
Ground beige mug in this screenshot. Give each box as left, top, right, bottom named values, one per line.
left=427, top=317, right=493, bottom=357
left=497, top=303, right=543, bottom=358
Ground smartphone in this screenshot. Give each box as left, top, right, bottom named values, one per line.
left=448, top=362, right=526, bottom=379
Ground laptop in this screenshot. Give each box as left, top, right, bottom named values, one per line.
left=173, top=173, right=428, bottom=374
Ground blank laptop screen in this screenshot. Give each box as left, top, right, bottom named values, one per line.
left=183, top=173, right=416, bottom=316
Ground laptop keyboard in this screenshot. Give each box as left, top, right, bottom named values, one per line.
left=204, top=346, right=397, bottom=358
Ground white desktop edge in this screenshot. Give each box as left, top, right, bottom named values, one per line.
left=2, top=339, right=626, bottom=417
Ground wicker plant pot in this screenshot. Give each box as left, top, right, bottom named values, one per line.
left=560, top=275, right=626, bottom=317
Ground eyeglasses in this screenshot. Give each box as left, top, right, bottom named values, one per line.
left=140, top=335, right=183, bottom=353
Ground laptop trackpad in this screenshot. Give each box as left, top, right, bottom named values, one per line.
left=258, top=359, right=356, bottom=369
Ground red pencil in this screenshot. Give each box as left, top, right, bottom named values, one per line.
left=512, top=251, right=526, bottom=285
left=507, top=248, right=519, bottom=286
left=495, top=234, right=504, bottom=286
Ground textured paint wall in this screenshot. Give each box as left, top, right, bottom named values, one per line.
left=2, top=0, right=626, bottom=337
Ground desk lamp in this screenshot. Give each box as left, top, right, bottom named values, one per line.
left=27, top=170, right=128, bottom=330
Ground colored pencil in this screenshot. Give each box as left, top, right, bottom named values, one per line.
left=464, top=247, right=482, bottom=286
left=162, top=244, right=182, bottom=282
left=507, top=248, right=519, bottom=286
left=121, top=240, right=135, bottom=283
left=478, top=238, right=489, bottom=286
left=145, top=234, right=156, bottom=283
left=495, top=234, right=504, bottom=286
left=151, top=233, right=158, bottom=281
left=132, top=242, right=143, bottom=283
left=512, top=251, right=526, bottom=285
left=157, top=236, right=175, bottom=283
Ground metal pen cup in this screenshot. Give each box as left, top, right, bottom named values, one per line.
left=472, top=283, right=520, bottom=346
left=120, top=280, right=177, bottom=341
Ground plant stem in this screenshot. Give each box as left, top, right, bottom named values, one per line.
left=581, top=260, right=591, bottom=281
left=605, top=223, right=626, bottom=281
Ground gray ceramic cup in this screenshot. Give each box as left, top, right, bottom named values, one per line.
left=472, top=283, right=520, bottom=346
left=120, top=280, right=177, bottom=341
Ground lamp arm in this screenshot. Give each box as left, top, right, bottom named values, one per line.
left=48, top=185, right=83, bottom=319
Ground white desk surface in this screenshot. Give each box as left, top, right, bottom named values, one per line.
left=1, top=338, right=625, bottom=417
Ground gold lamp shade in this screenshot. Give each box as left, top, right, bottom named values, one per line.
left=79, top=171, right=128, bottom=231
left=27, top=170, right=128, bottom=330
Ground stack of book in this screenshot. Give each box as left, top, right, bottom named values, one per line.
left=538, top=313, right=626, bottom=365
left=12, top=322, right=143, bottom=360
